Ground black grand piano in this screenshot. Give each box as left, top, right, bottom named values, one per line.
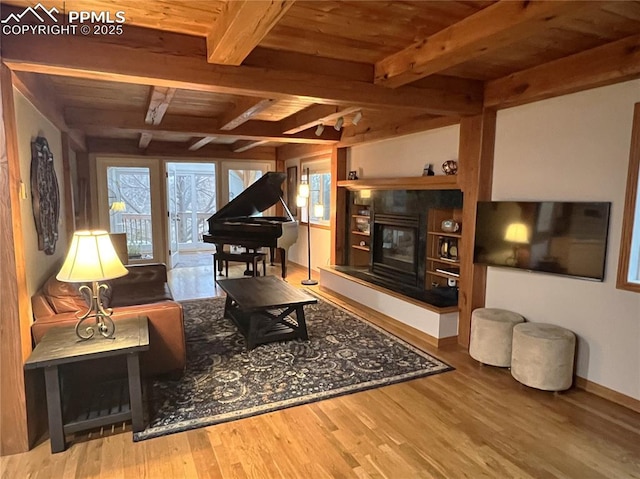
left=203, top=172, right=299, bottom=278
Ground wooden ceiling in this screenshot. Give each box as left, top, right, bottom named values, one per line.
left=1, top=0, right=639, bottom=158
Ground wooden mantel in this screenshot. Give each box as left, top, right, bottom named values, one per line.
left=337, top=175, right=459, bottom=191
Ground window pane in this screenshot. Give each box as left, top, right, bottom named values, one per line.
left=309, top=172, right=331, bottom=224
left=107, top=166, right=153, bottom=260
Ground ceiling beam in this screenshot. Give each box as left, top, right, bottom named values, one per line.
left=207, top=0, right=295, bottom=65
left=220, top=98, right=275, bottom=130
left=87, top=138, right=276, bottom=161
left=145, top=86, right=176, bottom=125
left=339, top=115, right=459, bottom=147
left=277, top=144, right=333, bottom=163
left=484, top=33, right=640, bottom=109
left=231, top=140, right=271, bottom=153
left=188, top=136, right=217, bottom=151
left=1, top=27, right=481, bottom=116
left=10, top=72, right=86, bottom=151
left=375, top=0, right=601, bottom=88
left=281, top=105, right=361, bottom=135
left=138, top=132, right=153, bottom=149
left=65, top=108, right=342, bottom=144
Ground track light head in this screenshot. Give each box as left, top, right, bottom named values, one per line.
left=352, top=111, right=363, bottom=125
left=334, top=116, right=344, bottom=131
left=315, top=123, right=325, bottom=136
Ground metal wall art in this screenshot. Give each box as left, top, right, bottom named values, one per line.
left=31, top=136, right=60, bottom=255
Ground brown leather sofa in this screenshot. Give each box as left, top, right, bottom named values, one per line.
left=31, top=263, right=186, bottom=377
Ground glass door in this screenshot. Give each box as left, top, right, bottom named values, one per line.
left=221, top=161, right=273, bottom=212
left=166, top=162, right=179, bottom=268
left=96, top=157, right=163, bottom=264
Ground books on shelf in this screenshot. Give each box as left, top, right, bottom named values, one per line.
left=435, top=267, right=460, bottom=277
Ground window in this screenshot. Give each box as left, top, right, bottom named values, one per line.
left=617, top=103, right=640, bottom=292
left=300, top=162, right=331, bottom=226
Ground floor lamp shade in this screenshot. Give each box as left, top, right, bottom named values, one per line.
left=57, top=230, right=128, bottom=340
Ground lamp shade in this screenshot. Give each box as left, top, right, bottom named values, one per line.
left=57, top=230, right=128, bottom=282
left=298, top=182, right=309, bottom=198
left=504, top=223, right=530, bottom=244
left=110, top=201, right=126, bottom=212
left=313, top=203, right=325, bottom=218
left=296, top=194, right=307, bottom=208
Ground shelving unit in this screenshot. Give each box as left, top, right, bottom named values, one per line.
left=348, top=200, right=372, bottom=267
left=426, top=208, right=463, bottom=293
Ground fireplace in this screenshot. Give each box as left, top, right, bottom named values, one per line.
left=372, top=214, right=420, bottom=286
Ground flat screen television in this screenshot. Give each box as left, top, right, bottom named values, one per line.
left=474, top=201, right=611, bottom=281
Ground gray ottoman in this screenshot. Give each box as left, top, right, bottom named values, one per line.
left=469, top=308, right=525, bottom=367
left=511, top=323, right=576, bottom=391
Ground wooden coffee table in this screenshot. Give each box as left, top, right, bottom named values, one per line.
left=216, top=276, right=317, bottom=350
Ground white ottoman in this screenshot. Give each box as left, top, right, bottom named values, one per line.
left=511, top=323, right=576, bottom=391
left=469, top=308, right=525, bottom=367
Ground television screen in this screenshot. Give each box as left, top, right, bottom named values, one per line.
left=474, top=201, right=611, bottom=281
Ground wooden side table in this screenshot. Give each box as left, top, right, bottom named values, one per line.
left=24, top=316, right=149, bottom=453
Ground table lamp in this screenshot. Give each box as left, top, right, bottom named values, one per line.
left=57, top=230, right=128, bottom=340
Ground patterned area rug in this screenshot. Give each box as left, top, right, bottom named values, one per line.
left=134, top=295, right=452, bottom=441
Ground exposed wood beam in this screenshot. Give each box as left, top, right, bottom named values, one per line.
left=65, top=108, right=341, bottom=144
left=375, top=1, right=601, bottom=88
left=1, top=27, right=481, bottom=116
left=10, top=72, right=86, bottom=151
left=87, top=138, right=276, bottom=162
left=0, top=64, right=30, bottom=454
left=245, top=47, right=373, bottom=83
left=282, top=105, right=361, bottom=135
left=339, top=115, right=459, bottom=147
left=138, top=132, right=153, bottom=149
left=220, top=98, right=275, bottom=130
left=144, top=86, right=176, bottom=125
left=276, top=144, right=333, bottom=163
left=485, top=33, right=640, bottom=109
left=457, top=111, right=496, bottom=348
left=188, top=136, right=217, bottom=151
left=231, top=140, right=271, bottom=153
left=207, top=0, right=295, bottom=65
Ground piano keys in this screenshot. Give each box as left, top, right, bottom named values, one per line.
left=203, top=172, right=299, bottom=278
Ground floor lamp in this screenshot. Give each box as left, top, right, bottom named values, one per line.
left=297, top=167, right=318, bottom=286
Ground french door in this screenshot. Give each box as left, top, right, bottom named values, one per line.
left=96, top=157, right=164, bottom=265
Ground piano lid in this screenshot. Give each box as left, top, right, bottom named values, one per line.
left=210, top=171, right=287, bottom=220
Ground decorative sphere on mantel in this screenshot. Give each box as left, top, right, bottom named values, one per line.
left=442, top=160, right=458, bottom=175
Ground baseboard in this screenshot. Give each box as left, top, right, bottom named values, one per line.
left=318, top=286, right=456, bottom=349
left=574, top=376, right=640, bottom=414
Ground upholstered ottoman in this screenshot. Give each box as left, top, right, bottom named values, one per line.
left=469, top=308, right=525, bottom=367
left=511, top=323, right=576, bottom=391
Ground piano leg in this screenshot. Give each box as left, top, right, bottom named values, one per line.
left=269, top=247, right=276, bottom=266
left=278, top=247, right=287, bottom=279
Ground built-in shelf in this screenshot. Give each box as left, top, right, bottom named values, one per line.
left=351, top=245, right=370, bottom=252
left=338, top=175, right=458, bottom=191
left=427, top=231, right=462, bottom=239
left=351, top=230, right=370, bottom=236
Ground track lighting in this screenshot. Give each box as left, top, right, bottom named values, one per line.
left=352, top=111, right=363, bottom=125
left=334, top=116, right=344, bottom=131
left=315, top=123, right=325, bottom=136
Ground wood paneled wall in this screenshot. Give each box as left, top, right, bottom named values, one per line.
left=0, top=64, right=31, bottom=454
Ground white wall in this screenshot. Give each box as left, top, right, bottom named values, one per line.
left=349, top=125, right=460, bottom=177
left=14, top=89, right=68, bottom=308
left=489, top=80, right=640, bottom=400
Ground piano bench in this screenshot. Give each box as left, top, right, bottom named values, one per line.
left=213, top=251, right=267, bottom=284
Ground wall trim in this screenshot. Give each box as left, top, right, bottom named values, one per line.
left=574, top=376, right=640, bottom=414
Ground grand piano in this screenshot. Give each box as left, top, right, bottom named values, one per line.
left=203, top=172, right=299, bottom=278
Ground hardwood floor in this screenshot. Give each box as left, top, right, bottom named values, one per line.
left=2, top=259, right=639, bottom=478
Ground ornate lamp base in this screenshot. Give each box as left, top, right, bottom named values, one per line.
left=76, top=281, right=116, bottom=340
